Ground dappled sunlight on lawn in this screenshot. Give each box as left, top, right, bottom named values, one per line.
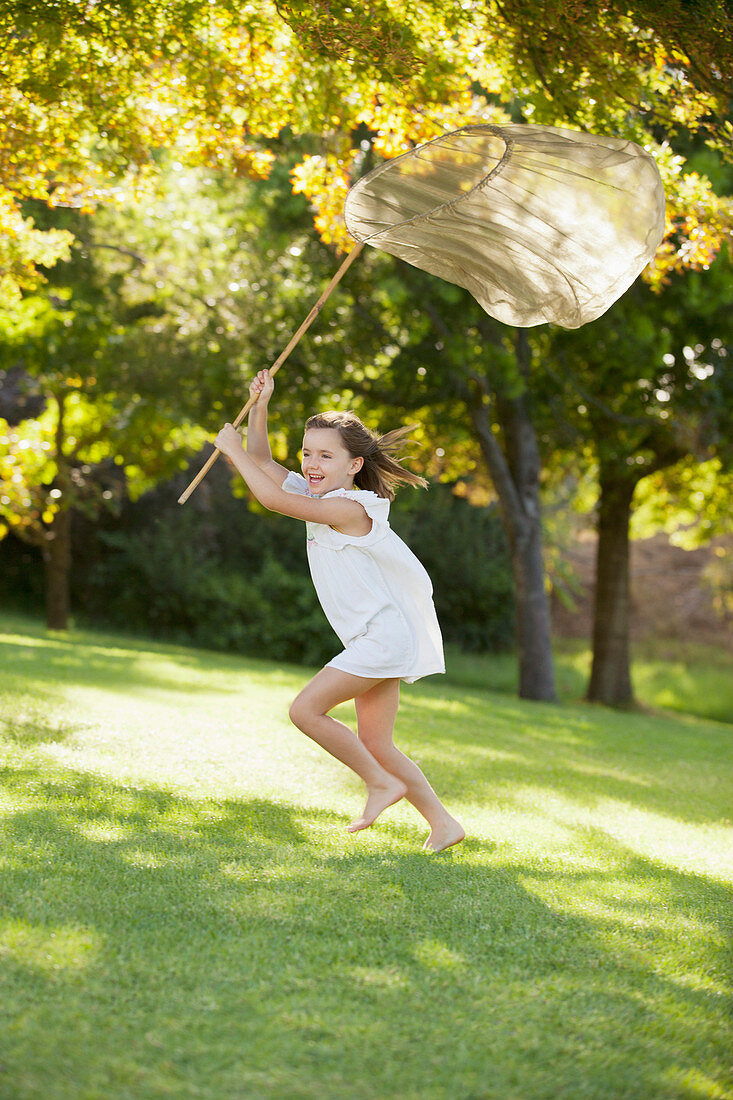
left=472, top=782, right=733, bottom=882
left=0, top=627, right=286, bottom=698
left=3, top=619, right=732, bottom=857
left=517, top=847, right=730, bottom=1003
left=0, top=753, right=730, bottom=1100
left=1, top=616, right=732, bottom=1099
left=2, top=622, right=348, bottom=811
left=1, top=918, right=99, bottom=976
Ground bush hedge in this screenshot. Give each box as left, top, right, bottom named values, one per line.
left=2, top=458, right=515, bottom=661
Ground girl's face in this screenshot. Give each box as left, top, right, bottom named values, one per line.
left=301, top=428, right=363, bottom=496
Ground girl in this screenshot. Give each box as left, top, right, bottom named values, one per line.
left=214, top=370, right=465, bottom=853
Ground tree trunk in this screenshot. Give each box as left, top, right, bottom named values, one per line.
left=587, top=466, right=637, bottom=707
left=42, top=507, right=72, bottom=630
left=467, top=332, right=557, bottom=702
left=43, top=392, right=72, bottom=631
left=391, top=273, right=557, bottom=701
left=509, top=510, right=557, bottom=701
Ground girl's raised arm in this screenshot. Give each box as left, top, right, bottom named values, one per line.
left=245, top=371, right=290, bottom=486
left=215, top=424, right=372, bottom=537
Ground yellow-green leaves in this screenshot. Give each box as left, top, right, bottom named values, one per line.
left=0, top=411, right=58, bottom=544
left=649, top=146, right=733, bottom=289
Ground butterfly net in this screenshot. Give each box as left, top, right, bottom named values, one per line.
left=344, top=124, right=666, bottom=329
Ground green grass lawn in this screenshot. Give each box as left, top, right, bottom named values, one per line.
left=1, top=612, right=731, bottom=1100
left=444, top=638, right=733, bottom=725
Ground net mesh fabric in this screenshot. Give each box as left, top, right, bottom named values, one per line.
left=344, top=124, right=666, bottom=329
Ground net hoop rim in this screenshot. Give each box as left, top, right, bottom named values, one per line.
left=345, top=123, right=515, bottom=245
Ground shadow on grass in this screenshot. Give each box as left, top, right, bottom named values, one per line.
left=0, top=764, right=730, bottom=1100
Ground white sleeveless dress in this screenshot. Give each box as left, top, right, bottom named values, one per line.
left=283, top=471, right=445, bottom=683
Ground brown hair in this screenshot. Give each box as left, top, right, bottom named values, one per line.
left=304, top=411, right=427, bottom=501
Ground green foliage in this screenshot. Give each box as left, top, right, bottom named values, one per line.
left=631, top=457, right=733, bottom=547
left=0, top=164, right=322, bottom=562
left=5, top=0, right=731, bottom=308
left=94, top=528, right=336, bottom=665
left=78, top=465, right=338, bottom=664
left=488, top=0, right=732, bottom=151
left=540, top=248, right=733, bottom=502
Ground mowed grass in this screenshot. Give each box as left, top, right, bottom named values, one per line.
left=0, top=613, right=731, bottom=1100
left=444, top=639, right=733, bottom=725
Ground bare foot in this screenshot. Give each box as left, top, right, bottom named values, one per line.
left=347, top=778, right=407, bottom=833
left=422, top=817, right=466, bottom=854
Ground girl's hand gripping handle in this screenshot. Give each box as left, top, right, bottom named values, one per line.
left=250, top=370, right=274, bottom=406
left=177, top=370, right=273, bottom=503
left=214, top=423, right=243, bottom=459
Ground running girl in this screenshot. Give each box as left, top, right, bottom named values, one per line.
left=214, top=370, right=464, bottom=853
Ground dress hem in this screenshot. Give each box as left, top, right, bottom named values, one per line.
left=326, top=657, right=446, bottom=684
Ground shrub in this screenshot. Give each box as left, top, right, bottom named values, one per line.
left=5, top=456, right=515, bottom=660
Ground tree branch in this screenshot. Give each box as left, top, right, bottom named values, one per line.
left=83, top=242, right=147, bottom=266
left=455, top=372, right=523, bottom=531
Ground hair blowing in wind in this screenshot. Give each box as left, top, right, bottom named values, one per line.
left=304, top=411, right=427, bottom=501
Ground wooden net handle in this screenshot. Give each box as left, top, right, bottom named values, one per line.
left=177, top=240, right=365, bottom=505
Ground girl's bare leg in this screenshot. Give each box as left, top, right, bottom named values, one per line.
left=289, top=668, right=406, bottom=831
left=355, top=681, right=465, bottom=853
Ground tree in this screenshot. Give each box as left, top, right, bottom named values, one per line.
left=0, top=281, right=206, bottom=629
left=460, top=326, right=558, bottom=700
left=483, top=0, right=733, bottom=150
left=0, top=166, right=300, bottom=627
left=0, top=0, right=491, bottom=302
left=3, top=0, right=731, bottom=704
left=541, top=250, right=733, bottom=706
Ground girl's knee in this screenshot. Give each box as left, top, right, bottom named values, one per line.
left=289, top=693, right=317, bottom=732
left=288, top=695, right=306, bottom=730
